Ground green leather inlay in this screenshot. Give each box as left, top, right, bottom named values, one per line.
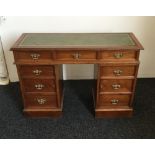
left=19, top=33, right=135, bottom=47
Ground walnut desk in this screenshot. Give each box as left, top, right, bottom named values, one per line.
left=11, top=33, right=144, bottom=118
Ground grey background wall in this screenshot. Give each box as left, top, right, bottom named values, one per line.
left=0, top=16, right=155, bottom=82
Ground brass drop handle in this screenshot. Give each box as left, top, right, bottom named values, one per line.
left=113, top=69, right=123, bottom=76
left=31, top=53, right=40, bottom=60
left=35, top=84, right=44, bottom=90
left=111, top=99, right=119, bottom=105
left=112, top=84, right=121, bottom=90
left=114, top=53, right=123, bottom=59
left=36, top=98, right=46, bottom=104
left=78, top=53, right=81, bottom=58
left=72, top=52, right=79, bottom=60
left=33, top=69, right=42, bottom=76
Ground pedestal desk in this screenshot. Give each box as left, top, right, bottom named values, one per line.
left=11, top=33, right=144, bottom=118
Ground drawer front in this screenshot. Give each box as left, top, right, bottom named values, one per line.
left=100, top=51, right=137, bottom=61
left=22, top=79, right=56, bottom=92
left=100, top=66, right=136, bottom=77
left=100, top=79, right=133, bottom=92
left=14, top=51, right=52, bottom=63
left=56, top=51, right=96, bottom=60
left=24, top=94, right=57, bottom=108
left=98, top=94, right=130, bottom=106
left=18, top=65, right=55, bottom=78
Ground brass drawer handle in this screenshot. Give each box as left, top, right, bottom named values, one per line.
left=111, top=99, right=119, bottom=105
left=30, top=53, right=40, bottom=60
left=72, top=52, right=79, bottom=60
left=33, top=69, right=42, bottom=76
left=113, top=69, right=123, bottom=76
left=36, top=98, right=46, bottom=104
left=112, top=84, right=121, bottom=90
left=35, top=84, right=44, bottom=90
left=78, top=53, right=81, bottom=58
left=114, top=53, right=123, bottom=59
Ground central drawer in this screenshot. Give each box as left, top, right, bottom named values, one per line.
left=24, top=93, right=58, bottom=108
left=100, top=79, right=133, bottom=92
left=22, top=79, right=56, bottom=92
left=55, top=50, right=97, bottom=60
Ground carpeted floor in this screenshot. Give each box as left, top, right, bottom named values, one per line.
left=0, top=79, right=155, bottom=139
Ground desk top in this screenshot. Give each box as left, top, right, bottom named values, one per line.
left=11, top=33, right=144, bottom=50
